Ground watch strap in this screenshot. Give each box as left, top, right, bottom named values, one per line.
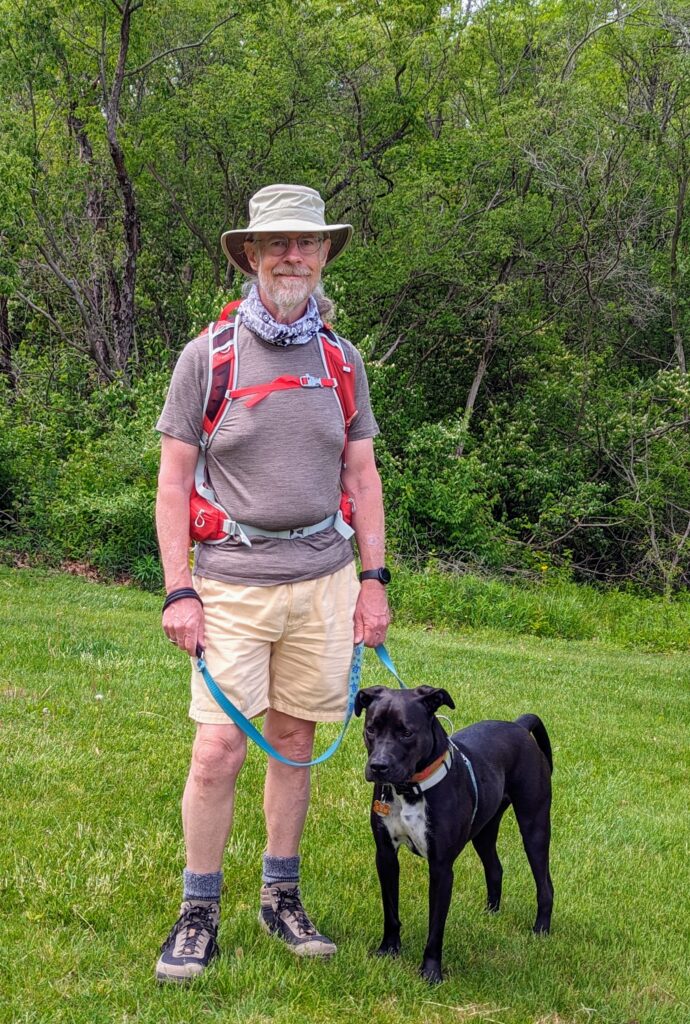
left=358, top=567, right=391, bottom=585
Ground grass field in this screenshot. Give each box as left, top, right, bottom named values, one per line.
left=1, top=567, right=689, bottom=1024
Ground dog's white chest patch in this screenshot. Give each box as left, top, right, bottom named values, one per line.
left=380, top=792, right=428, bottom=859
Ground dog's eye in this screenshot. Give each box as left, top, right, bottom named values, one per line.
left=401, top=728, right=414, bottom=739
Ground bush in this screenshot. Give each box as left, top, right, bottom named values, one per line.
left=0, top=370, right=167, bottom=585
left=378, top=418, right=511, bottom=568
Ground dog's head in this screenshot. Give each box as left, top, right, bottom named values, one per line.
left=354, top=685, right=455, bottom=784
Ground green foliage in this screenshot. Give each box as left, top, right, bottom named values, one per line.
left=389, top=564, right=690, bottom=651
left=1, top=0, right=689, bottom=592
left=0, top=367, right=167, bottom=587
left=378, top=419, right=510, bottom=567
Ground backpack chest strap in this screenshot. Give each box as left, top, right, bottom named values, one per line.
left=229, top=373, right=337, bottom=408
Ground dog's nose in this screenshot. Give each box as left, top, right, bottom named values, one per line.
left=367, top=758, right=390, bottom=776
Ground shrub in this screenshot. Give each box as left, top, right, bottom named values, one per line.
left=378, top=418, right=511, bottom=568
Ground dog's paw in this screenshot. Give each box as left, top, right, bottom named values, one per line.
left=372, top=938, right=401, bottom=958
left=420, top=960, right=443, bottom=984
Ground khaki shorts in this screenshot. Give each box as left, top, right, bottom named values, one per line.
left=189, top=563, right=359, bottom=724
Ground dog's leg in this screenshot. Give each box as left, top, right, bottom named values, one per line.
left=512, top=795, right=553, bottom=934
left=374, top=839, right=402, bottom=956
left=420, top=860, right=454, bottom=983
left=471, top=801, right=508, bottom=912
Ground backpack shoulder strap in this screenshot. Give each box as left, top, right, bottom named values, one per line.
left=319, top=325, right=357, bottom=431
left=202, top=302, right=241, bottom=443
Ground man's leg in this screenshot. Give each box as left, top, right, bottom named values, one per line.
left=263, top=710, right=315, bottom=855
left=183, top=722, right=248, bottom=869
left=156, top=723, right=247, bottom=983
left=258, top=710, right=336, bottom=956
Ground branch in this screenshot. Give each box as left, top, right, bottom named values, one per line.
left=15, top=290, right=88, bottom=354
left=124, top=12, right=240, bottom=77
left=561, top=5, right=644, bottom=82
left=146, top=162, right=219, bottom=270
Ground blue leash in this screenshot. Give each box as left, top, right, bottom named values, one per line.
left=195, top=642, right=406, bottom=768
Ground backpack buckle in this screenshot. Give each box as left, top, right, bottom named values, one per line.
left=299, top=374, right=323, bottom=388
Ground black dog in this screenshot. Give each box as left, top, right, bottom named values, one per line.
left=354, top=685, right=553, bottom=983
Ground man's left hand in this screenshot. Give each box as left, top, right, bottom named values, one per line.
left=354, top=581, right=391, bottom=647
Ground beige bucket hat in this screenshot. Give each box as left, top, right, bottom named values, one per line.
left=221, top=184, right=353, bottom=275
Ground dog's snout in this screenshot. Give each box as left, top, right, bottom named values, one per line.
left=366, top=757, right=393, bottom=781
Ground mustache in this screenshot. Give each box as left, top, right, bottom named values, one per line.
left=272, top=266, right=311, bottom=278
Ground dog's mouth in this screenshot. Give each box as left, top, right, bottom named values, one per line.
left=365, top=764, right=410, bottom=785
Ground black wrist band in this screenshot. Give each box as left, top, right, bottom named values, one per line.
left=162, top=588, right=203, bottom=614
left=358, top=567, right=391, bottom=585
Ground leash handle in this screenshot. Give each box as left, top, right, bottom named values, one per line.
left=195, top=643, right=364, bottom=768
left=374, top=643, right=407, bottom=688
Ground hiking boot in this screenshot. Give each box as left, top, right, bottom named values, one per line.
left=155, top=899, right=220, bottom=983
left=258, top=882, right=336, bottom=957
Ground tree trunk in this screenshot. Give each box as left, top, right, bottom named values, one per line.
left=0, top=296, right=17, bottom=390
left=669, top=169, right=688, bottom=374
left=455, top=256, right=515, bottom=456
left=105, top=0, right=142, bottom=380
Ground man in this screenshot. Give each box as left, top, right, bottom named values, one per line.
left=154, top=183, right=391, bottom=982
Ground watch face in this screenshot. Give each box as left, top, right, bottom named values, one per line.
left=378, top=567, right=392, bottom=584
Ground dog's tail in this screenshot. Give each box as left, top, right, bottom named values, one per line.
left=515, top=714, right=553, bottom=773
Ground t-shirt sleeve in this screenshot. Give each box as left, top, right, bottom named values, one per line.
left=346, top=343, right=380, bottom=442
left=155, top=336, right=208, bottom=446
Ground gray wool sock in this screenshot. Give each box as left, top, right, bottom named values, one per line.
left=183, top=868, right=223, bottom=902
left=262, top=854, right=300, bottom=886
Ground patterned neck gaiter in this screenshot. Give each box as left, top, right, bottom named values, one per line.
left=238, top=284, right=323, bottom=346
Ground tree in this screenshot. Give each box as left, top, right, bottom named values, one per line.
left=0, top=0, right=240, bottom=381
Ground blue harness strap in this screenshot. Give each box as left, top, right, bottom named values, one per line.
left=459, top=751, right=479, bottom=825
left=195, top=642, right=406, bottom=768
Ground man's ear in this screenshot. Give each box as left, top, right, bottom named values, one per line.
left=354, top=685, right=387, bottom=717
left=413, top=685, right=455, bottom=715
left=244, top=239, right=260, bottom=273
left=319, top=235, right=332, bottom=267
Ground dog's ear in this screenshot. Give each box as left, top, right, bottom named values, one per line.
left=354, top=685, right=387, bottom=717
left=414, top=685, right=455, bottom=714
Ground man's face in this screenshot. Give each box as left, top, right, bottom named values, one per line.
left=244, top=232, right=331, bottom=319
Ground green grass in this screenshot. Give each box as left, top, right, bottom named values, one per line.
left=1, top=567, right=688, bottom=1024
left=390, top=566, right=690, bottom=652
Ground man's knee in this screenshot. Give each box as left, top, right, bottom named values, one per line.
left=263, top=714, right=316, bottom=763
left=190, top=726, right=247, bottom=787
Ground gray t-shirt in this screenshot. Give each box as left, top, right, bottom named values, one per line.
left=156, top=323, right=379, bottom=586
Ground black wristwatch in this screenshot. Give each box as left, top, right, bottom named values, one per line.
left=358, top=567, right=391, bottom=585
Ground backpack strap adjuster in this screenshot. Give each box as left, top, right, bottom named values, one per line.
left=299, top=373, right=334, bottom=389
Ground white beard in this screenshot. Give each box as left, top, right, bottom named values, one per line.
left=258, top=264, right=315, bottom=318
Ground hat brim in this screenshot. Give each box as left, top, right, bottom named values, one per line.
left=220, top=222, right=352, bottom=275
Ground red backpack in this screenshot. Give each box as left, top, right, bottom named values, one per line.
left=189, top=300, right=358, bottom=545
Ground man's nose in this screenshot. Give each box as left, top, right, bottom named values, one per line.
left=282, top=238, right=303, bottom=259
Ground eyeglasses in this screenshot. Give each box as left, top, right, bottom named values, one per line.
left=261, top=235, right=323, bottom=256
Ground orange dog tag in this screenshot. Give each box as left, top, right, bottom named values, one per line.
left=373, top=800, right=390, bottom=816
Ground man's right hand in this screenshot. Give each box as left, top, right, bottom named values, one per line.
left=163, top=598, right=205, bottom=657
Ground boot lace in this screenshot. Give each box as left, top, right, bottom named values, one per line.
left=161, top=904, right=218, bottom=956
left=276, top=887, right=316, bottom=936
